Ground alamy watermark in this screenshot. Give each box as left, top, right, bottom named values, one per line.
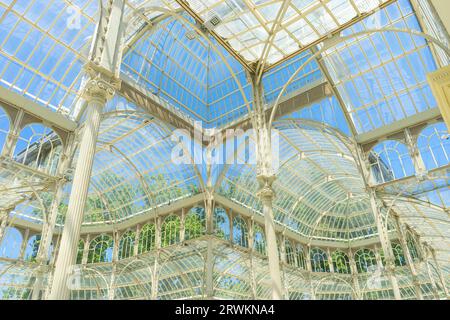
left=66, top=5, right=82, bottom=30
left=170, top=121, right=280, bottom=171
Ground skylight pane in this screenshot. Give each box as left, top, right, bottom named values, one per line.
left=321, top=0, right=438, bottom=134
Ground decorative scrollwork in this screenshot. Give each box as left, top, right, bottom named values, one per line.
left=257, top=175, right=276, bottom=203
left=82, top=63, right=121, bottom=103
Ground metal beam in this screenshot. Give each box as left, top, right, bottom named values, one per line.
left=119, top=73, right=197, bottom=134
left=119, top=74, right=331, bottom=144
left=172, top=0, right=254, bottom=73
left=313, top=48, right=358, bottom=136
left=8, top=192, right=400, bottom=250
left=216, top=80, right=332, bottom=133
left=214, top=193, right=398, bottom=249
left=374, top=163, right=450, bottom=191
left=0, top=86, right=77, bottom=132
left=355, top=108, right=442, bottom=145
left=264, top=0, right=398, bottom=72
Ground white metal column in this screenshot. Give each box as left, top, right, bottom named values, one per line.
left=393, top=214, right=423, bottom=299
left=369, top=190, right=402, bottom=300
left=252, top=74, right=283, bottom=300
left=48, top=0, right=124, bottom=299
left=48, top=81, right=112, bottom=299
left=0, top=210, right=8, bottom=245
left=1, top=109, right=24, bottom=158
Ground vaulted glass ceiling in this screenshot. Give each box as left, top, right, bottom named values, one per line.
left=0, top=0, right=442, bottom=133
left=122, top=15, right=253, bottom=127
left=217, top=119, right=389, bottom=242
left=0, top=0, right=450, bottom=301
left=321, top=0, right=438, bottom=133
left=0, top=0, right=448, bottom=252
left=155, top=0, right=393, bottom=66
left=0, top=0, right=97, bottom=115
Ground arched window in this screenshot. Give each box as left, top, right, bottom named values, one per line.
left=138, top=223, right=155, bottom=254
left=418, top=122, right=450, bottom=170
left=285, top=240, right=296, bottom=266
left=24, top=234, right=41, bottom=262
left=295, top=244, right=307, bottom=269
left=0, top=227, right=23, bottom=259
left=406, top=232, right=420, bottom=261
left=232, top=216, right=248, bottom=248
left=332, top=251, right=351, bottom=274
left=76, top=239, right=84, bottom=264
left=310, top=248, right=330, bottom=272
left=14, top=123, right=63, bottom=175
left=355, top=249, right=377, bottom=273
left=392, top=242, right=406, bottom=267
left=253, top=224, right=266, bottom=256
left=369, top=140, right=415, bottom=183
left=161, top=215, right=180, bottom=247
left=87, top=234, right=114, bottom=263
left=214, top=207, right=230, bottom=240
left=0, top=107, right=10, bottom=153
left=185, top=207, right=206, bottom=240
left=118, top=230, right=135, bottom=260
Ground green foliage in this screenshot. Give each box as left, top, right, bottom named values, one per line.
left=253, top=225, right=266, bottom=255
left=24, top=235, right=41, bottom=263
left=355, top=249, right=377, bottom=273
left=76, top=240, right=84, bottom=264
left=214, top=208, right=230, bottom=240
left=32, top=171, right=200, bottom=226
left=406, top=233, right=420, bottom=261
left=392, top=243, right=406, bottom=267
left=332, top=251, right=350, bottom=274
left=161, top=216, right=180, bottom=247
left=310, top=248, right=330, bottom=272
left=232, top=217, right=248, bottom=248
left=138, top=224, right=156, bottom=254
left=30, top=192, right=68, bottom=224
left=217, top=177, right=238, bottom=198
left=119, top=231, right=136, bottom=260
left=187, top=183, right=200, bottom=195
left=84, top=172, right=199, bottom=223
left=185, top=207, right=205, bottom=240
left=87, top=235, right=113, bottom=263
left=378, top=248, right=386, bottom=266
left=149, top=174, right=183, bottom=205
left=85, top=172, right=141, bottom=223
left=0, top=287, right=31, bottom=300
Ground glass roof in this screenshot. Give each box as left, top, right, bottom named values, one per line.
left=321, top=0, right=439, bottom=133
left=122, top=15, right=253, bottom=128
left=388, top=198, right=450, bottom=264
left=9, top=95, right=205, bottom=225
left=0, top=0, right=450, bottom=301
left=0, top=0, right=441, bottom=133
left=161, top=0, right=393, bottom=65
left=121, top=0, right=443, bottom=132
left=0, top=0, right=447, bottom=233
left=281, top=95, right=351, bottom=135
left=0, top=0, right=97, bottom=115
left=218, top=119, right=381, bottom=242
left=262, top=50, right=323, bottom=104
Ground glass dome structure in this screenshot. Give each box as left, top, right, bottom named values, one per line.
left=0, top=0, right=449, bottom=300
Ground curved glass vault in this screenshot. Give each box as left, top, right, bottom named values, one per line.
left=0, top=0, right=449, bottom=300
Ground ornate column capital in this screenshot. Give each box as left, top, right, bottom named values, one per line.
left=257, top=175, right=276, bottom=204
left=82, top=63, right=121, bottom=103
